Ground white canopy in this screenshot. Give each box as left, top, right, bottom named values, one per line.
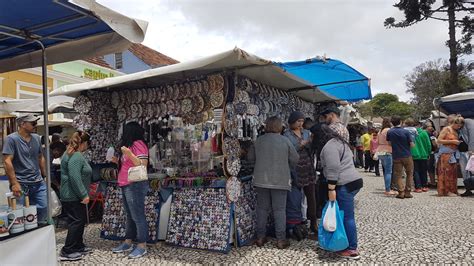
left=51, top=48, right=336, bottom=103
left=435, top=91, right=474, bottom=104
left=0, top=0, right=148, bottom=73
left=0, top=95, right=75, bottom=114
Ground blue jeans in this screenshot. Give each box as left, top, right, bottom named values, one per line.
left=18, top=181, right=48, bottom=224
left=286, top=183, right=303, bottom=228
left=121, top=181, right=149, bottom=243
left=336, top=185, right=360, bottom=250
left=379, top=154, right=393, bottom=192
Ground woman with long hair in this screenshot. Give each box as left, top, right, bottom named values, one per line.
left=312, top=124, right=363, bottom=260
left=59, top=131, right=92, bottom=261
left=283, top=111, right=317, bottom=239
left=112, top=122, right=149, bottom=259
left=377, top=118, right=396, bottom=196
left=437, top=115, right=464, bottom=197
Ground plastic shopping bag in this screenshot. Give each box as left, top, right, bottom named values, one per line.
left=466, top=155, right=474, bottom=172
left=50, top=190, right=62, bottom=217
left=318, top=201, right=349, bottom=252
left=322, top=201, right=337, bottom=232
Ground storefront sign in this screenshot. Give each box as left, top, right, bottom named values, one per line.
left=83, top=68, right=115, bottom=80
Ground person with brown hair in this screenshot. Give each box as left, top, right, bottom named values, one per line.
left=377, top=118, right=396, bottom=195
left=436, top=115, right=464, bottom=196
left=284, top=111, right=318, bottom=239
left=248, top=116, right=299, bottom=249
left=59, top=131, right=92, bottom=261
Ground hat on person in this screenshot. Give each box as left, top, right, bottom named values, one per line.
left=16, top=114, right=40, bottom=124
left=320, top=106, right=341, bottom=116
left=288, top=111, right=305, bottom=125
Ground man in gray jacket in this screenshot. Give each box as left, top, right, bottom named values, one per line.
left=248, top=116, right=299, bottom=249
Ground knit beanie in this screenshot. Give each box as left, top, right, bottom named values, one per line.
left=288, top=111, right=305, bottom=125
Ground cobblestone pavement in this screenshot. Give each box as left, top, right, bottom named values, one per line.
left=57, top=169, right=474, bottom=265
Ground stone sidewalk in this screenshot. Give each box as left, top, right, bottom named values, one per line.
left=57, top=170, right=474, bottom=265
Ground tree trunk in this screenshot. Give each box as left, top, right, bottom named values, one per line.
left=447, top=1, right=459, bottom=95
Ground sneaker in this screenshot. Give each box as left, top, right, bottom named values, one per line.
left=396, top=194, right=404, bottom=199
left=112, top=242, right=134, bottom=253
left=422, top=187, right=429, bottom=192
left=414, top=189, right=423, bottom=193
left=337, top=249, right=361, bottom=260
left=460, top=190, right=473, bottom=197
left=404, top=193, right=413, bottom=198
left=79, top=246, right=93, bottom=254
left=128, top=247, right=147, bottom=259
left=59, top=251, right=83, bottom=261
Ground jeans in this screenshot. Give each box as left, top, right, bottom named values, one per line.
left=336, top=185, right=360, bottom=250
left=18, top=181, right=48, bottom=224
left=286, top=183, right=303, bottom=227
left=121, top=181, right=149, bottom=243
left=61, top=201, right=87, bottom=254
left=413, top=159, right=428, bottom=189
left=255, top=187, right=287, bottom=240
left=379, top=154, right=393, bottom=192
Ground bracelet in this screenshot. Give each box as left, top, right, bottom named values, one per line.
left=328, top=188, right=336, bottom=191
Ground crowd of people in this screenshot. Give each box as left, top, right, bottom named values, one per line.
left=356, top=114, right=474, bottom=199
left=3, top=107, right=473, bottom=262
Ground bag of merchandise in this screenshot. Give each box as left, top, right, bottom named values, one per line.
left=50, top=190, right=62, bottom=217
left=322, top=201, right=337, bottom=232
left=318, top=200, right=349, bottom=252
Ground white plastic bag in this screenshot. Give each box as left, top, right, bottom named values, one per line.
left=323, top=201, right=337, bottom=232
left=466, top=155, right=474, bottom=173
left=50, top=190, right=62, bottom=217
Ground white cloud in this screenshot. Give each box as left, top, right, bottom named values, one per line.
left=98, top=0, right=471, bottom=102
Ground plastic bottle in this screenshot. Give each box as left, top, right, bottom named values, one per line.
left=106, top=146, right=115, bottom=162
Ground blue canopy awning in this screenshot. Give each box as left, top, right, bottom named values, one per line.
left=276, top=57, right=372, bottom=102
left=0, top=0, right=147, bottom=73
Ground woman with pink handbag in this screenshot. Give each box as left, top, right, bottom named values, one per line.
left=111, top=122, right=149, bottom=259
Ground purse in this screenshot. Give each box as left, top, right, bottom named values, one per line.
left=127, top=164, right=148, bottom=183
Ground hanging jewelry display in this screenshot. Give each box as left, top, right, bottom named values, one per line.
left=225, top=176, right=241, bottom=202
left=166, top=188, right=232, bottom=253
left=73, top=95, right=92, bottom=114
left=101, top=183, right=160, bottom=243
left=234, top=180, right=257, bottom=246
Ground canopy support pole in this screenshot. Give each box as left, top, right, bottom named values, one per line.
left=35, top=40, right=52, bottom=224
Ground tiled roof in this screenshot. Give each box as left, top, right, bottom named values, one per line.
left=128, top=43, right=179, bottom=67
left=84, top=57, right=114, bottom=69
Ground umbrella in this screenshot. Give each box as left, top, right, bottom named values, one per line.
left=0, top=0, right=147, bottom=222
left=276, top=57, right=371, bottom=102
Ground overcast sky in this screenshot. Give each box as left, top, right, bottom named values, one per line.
left=98, top=0, right=469, bottom=102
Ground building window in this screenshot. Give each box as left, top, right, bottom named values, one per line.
left=115, top=52, right=123, bottom=69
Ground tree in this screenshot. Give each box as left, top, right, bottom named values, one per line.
left=406, top=59, right=474, bottom=118
left=384, top=0, right=473, bottom=95
left=354, top=93, right=415, bottom=119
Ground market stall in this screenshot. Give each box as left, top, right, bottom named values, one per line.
left=53, top=48, right=336, bottom=253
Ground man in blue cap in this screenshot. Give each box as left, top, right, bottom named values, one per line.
left=3, top=114, right=47, bottom=224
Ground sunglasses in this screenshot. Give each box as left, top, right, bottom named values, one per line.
left=27, top=121, right=37, bottom=126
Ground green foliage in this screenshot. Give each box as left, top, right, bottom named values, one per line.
left=406, top=59, right=474, bottom=118
left=355, top=93, right=415, bottom=119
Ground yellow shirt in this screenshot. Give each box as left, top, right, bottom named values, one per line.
left=361, top=133, right=372, bottom=151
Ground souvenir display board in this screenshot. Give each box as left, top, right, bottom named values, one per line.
left=100, top=182, right=160, bottom=243
left=234, top=178, right=257, bottom=246
left=166, top=187, right=232, bottom=253
left=72, top=90, right=119, bottom=163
